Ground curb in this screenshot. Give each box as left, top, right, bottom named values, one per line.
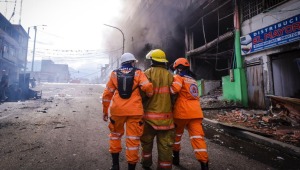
left=203, top=118, right=300, bottom=158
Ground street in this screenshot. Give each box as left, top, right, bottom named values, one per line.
left=0, top=83, right=298, bottom=170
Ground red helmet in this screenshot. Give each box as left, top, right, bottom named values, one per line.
left=173, top=58, right=190, bottom=69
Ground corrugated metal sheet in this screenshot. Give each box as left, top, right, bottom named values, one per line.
left=246, top=60, right=266, bottom=109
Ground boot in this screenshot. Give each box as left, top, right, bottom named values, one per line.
left=110, top=153, right=119, bottom=170
left=200, top=161, right=209, bottom=170
left=128, top=163, right=136, bottom=170
left=172, top=151, right=180, bottom=165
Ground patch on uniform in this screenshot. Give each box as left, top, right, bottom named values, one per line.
left=189, top=84, right=199, bottom=97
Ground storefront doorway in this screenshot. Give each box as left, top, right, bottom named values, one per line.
left=271, top=50, right=300, bottom=99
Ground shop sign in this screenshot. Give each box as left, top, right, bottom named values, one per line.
left=241, top=14, right=300, bottom=55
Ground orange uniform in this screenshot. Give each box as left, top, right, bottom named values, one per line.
left=102, top=68, right=153, bottom=164
left=170, top=74, right=208, bottom=163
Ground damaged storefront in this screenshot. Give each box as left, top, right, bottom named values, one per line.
left=182, top=0, right=238, bottom=106
left=240, top=0, right=300, bottom=109
left=238, top=0, right=300, bottom=142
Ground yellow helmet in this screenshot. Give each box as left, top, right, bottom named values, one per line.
left=145, top=49, right=168, bottom=62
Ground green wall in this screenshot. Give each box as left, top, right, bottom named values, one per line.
left=222, top=68, right=248, bottom=107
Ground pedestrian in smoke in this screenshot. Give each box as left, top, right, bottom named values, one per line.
left=170, top=58, right=209, bottom=169
left=140, top=49, right=175, bottom=170
left=102, top=53, right=153, bottom=170
left=0, top=70, right=9, bottom=101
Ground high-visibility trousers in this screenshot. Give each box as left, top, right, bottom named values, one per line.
left=141, top=122, right=175, bottom=170
left=108, top=115, right=144, bottom=164
left=173, top=118, right=209, bottom=163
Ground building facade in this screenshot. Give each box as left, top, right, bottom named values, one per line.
left=0, top=13, right=29, bottom=85
left=240, top=0, right=300, bottom=108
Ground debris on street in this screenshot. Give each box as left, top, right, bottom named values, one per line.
left=202, top=88, right=300, bottom=147
left=204, top=108, right=300, bottom=147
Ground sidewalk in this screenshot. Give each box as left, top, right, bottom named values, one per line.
left=203, top=117, right=300, bottom=158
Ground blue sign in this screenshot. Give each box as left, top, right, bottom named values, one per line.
left=241, top=14, right=300, bottom=55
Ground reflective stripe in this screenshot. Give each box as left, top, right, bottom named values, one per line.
left=174, top=141, right=181, bottom=144
left=103, top=99, right=111, bottom=102
left=194, top=149, right=207, bottom=152
left=190, top=136, right=203, bottom=139
left=110, top=137, right=121, bottom=140
left=151, top=124, right=175, bottom=130
left=147, top=92, right=153, bottom=96
left=176, top=134, right=183, bottom=137
left=140, top=80, right=149, bottom=86
left=126, top=136, right=140, bottom=140
left=159, top=161, right=172, bottom=168
left=170, top=88, right=175, bottom=94
left=107, top=87, right=115, bottom=93
left=111, top=132, right=121, bottom=136
left=153, top=86, right=170, bottom=94
left=135, top=73, right=139, bottom=76
left=126, top=146, right=139, bottom=150
left=143, top=153, right=152, bottom=158
left=144, top=112, right=172, bottom=120
left=173, top=81, right=182, bottom=87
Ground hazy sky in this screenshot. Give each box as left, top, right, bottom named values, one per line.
left=0, top=0, right=124, bottom=78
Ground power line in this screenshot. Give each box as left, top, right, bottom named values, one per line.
left=76, top=70, right=100, bottom=79
left=27, top=47, right=123, bottom=54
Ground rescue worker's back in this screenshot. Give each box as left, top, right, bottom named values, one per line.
left=143, top=66, right=174, bottom=129
left=170, top=57, right=209, bottom=170
left=171, top=74, right=203, bottom=119
left=141, top=49, right=175, bottom=170
left=102, top=53, right=153, bottom=170
left=103, top=68, right=153, bottom=116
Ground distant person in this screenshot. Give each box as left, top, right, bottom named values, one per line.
left=102, top=53, right=153, bottom=170
left=170, top=58, right=209, bottom=169
left=140, top=49, right=175, bottom=170
left=0, top=70, right=9, bottom=101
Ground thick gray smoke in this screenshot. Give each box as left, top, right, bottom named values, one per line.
left=104, top=0, right=196, bottom=68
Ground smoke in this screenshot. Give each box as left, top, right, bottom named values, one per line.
left=104, top=0, right=192, bottom=67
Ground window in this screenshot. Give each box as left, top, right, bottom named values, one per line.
left=241, top=0, right=289, bottom=21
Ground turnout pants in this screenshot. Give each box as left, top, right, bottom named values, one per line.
left=173, top=118, right=209, bottom=163
left=141, top=122, right=175, bottom=170
left=108, top=115, right=144, bottom=164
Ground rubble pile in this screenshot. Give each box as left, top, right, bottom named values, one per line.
left=200, top=85, right=300, bottom=146
left=209, top=109, right=300, bottom=147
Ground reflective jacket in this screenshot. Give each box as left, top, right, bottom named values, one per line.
left=143, top=66, right=174, bottom=130
left=170, top=74, right=203, bottom=119
left=102, top=68, right=153, bottom=116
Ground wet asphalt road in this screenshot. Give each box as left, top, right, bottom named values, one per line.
left=203, top=122, right=300, bottom=170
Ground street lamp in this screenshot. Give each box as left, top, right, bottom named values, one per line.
left=103, top=24, right=125, bottom=67
left=27, top=25, right=47, bottom=75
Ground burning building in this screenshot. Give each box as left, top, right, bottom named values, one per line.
left=104, top=0, right=300, bottom=112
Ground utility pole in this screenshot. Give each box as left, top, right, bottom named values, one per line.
left=19, top=0, right=23, bottom=24
left=28, top=25, right=46, bottom=77
left=31, top=26, right=37, bottom=74
left=103, top=24, right=125, bottom=68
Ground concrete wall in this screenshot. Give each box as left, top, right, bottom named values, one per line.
left=198, top=79, right=221, bottom=96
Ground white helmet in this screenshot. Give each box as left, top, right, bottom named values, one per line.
left=120, top=53, right=137, bottom=64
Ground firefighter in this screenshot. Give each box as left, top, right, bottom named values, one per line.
left=102, top=53, right=153, bottom=170
left=140, top=49, right=175, bottom=170
left=170, top=58, right=209, bottom=170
